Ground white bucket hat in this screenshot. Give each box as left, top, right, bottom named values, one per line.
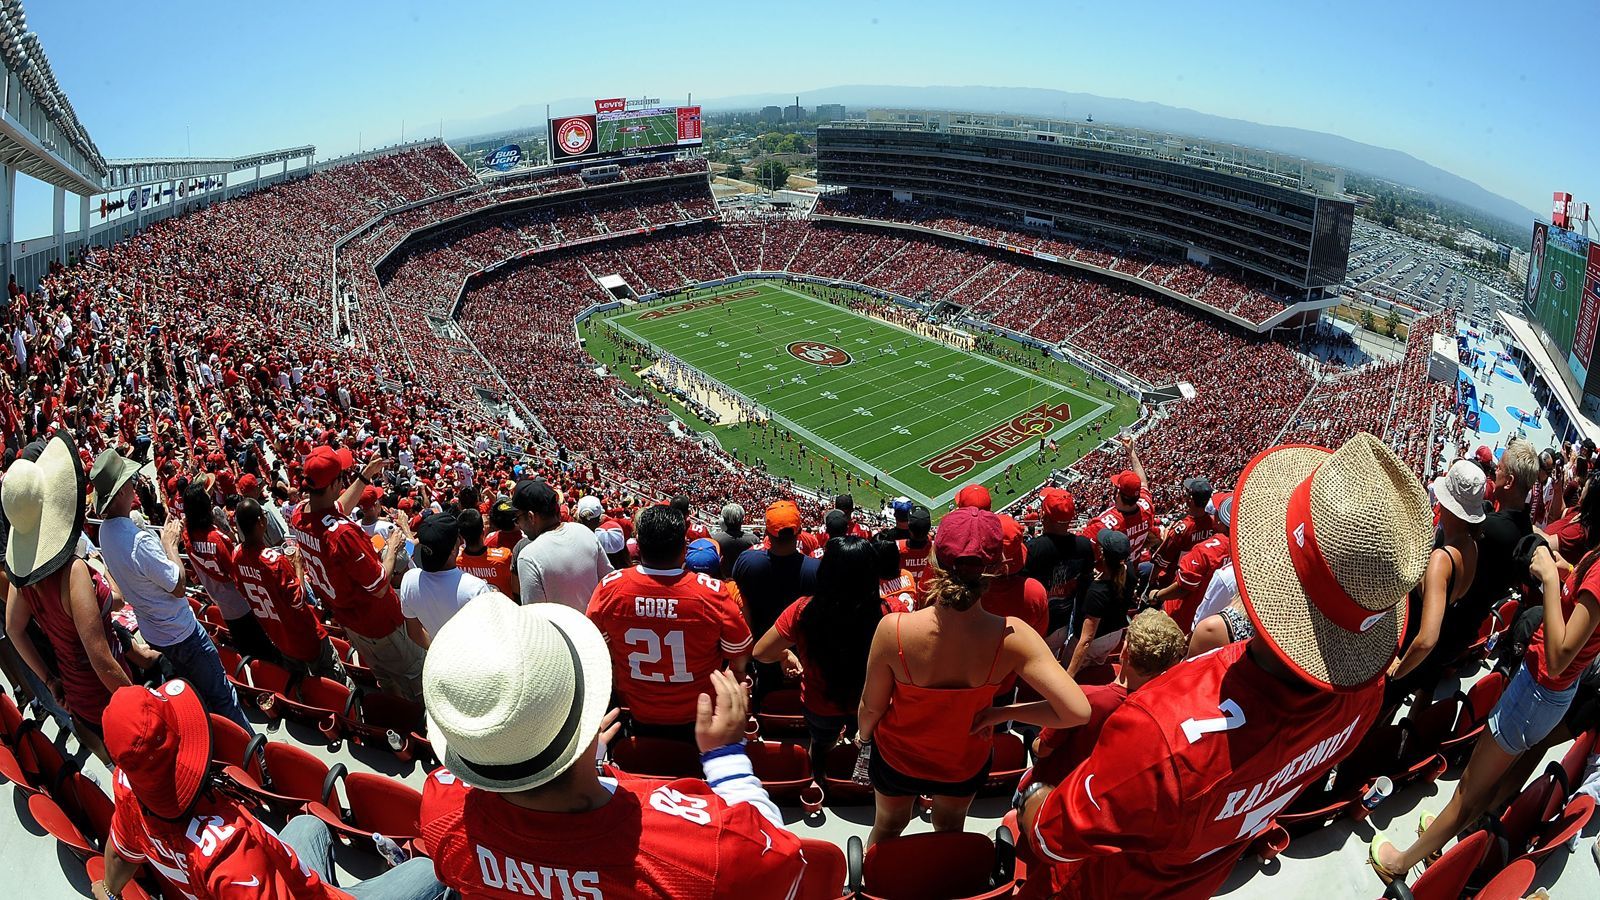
left=1430, top=459, right=1487, bottom=524
left=424, top=592, right=612, bottom=793
left=3, top=431, right=86, bottom=588
left=1233, top=433, right=1432, bottom=688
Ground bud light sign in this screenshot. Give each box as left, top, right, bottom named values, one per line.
left=484, top=144, right=522, bottom=172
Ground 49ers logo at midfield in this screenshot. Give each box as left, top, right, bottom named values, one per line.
left=787, top=341, right=852, bottom=367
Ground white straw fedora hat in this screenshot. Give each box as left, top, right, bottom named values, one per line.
left=3, top=431, right=86, bottom=588
left=1233, top=432, right=1432, bottom=688
left=424, top=592, right=612, bottom=792
left=1430, top=458, right=1487, bottom=525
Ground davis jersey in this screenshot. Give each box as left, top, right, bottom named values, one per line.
left=289, top=502, right=403, bottom=639
left=109, top=770, right=347, bottom=900
left=587, top=566, right=752, bottom=725
left=232, top=544, right=327, bottom=663
left=1031, top=640, right=1381, bottom=900
left=420, top=768, right=805, bottom=900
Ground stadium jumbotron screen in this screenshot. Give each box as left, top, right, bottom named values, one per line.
left=550, top=104, right=702, bottom=161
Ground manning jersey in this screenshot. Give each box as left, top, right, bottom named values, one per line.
left=586, top=566, right=752, bottom=725
left=457, top=545, right=517, bottom=595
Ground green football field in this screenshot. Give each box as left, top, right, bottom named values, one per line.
left=597, top=112, right=677, bottom=153
left=602, top=282, right=1125, bottom=506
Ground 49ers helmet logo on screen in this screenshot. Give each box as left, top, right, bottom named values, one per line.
left=557, top=117, right=594, bottom=156
left=788, top=341, right=852, bottom=367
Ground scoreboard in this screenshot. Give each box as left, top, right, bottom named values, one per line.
left=1523, top=221, right=1600, bottom=396
left=550, top=98, right=702, bottom=162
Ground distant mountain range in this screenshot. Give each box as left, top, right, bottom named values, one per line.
left=446, top=84, right=1538, bottom=227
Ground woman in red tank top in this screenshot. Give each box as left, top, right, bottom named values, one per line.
left=857, top=509, right=1089, bottom=847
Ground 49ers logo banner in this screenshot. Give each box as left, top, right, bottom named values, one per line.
left=787, top=341, right=852, bottom=367
left=921, top=401, right=1072, bottom=480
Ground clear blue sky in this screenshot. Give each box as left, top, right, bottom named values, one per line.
left=13, top=0, right=1594, bottom=240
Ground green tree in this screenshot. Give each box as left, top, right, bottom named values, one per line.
left=1385, top=308, right=1403, bottom=336
left=755, top=159, right=791, bottom=192
left=726, top=163, right=745, bottom=180
left=775, top=133, right=810, bottom=154
left=1359, top=308, right=1376, bottom=332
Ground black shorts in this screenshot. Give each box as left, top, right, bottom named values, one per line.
left=869, top=745, right=992, bottom=798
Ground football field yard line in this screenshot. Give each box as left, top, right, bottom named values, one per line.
left=608, top=282, right=1113, bottom=505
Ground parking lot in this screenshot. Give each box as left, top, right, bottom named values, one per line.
left=1343, top=220, right=1521, bottom=327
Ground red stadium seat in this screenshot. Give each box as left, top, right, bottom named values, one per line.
left=1439, top=672, right=1506, bottom=766
left=795, top=837, right=850, bottom=900
left=986, top=733, right=1028, bottom=794
left=331, top=636, right=378, bottom=688
left=1516, top=794, right=1594, bottom=865
left=745, top=740, right=811, bottom=802
left=821, top=742, right=874, bottom=804
left=272, top=676, right=351, bottom=744
left=1545, top=727, right=1596, bottom=794
left=224, top=735, right=345, bottom=815
left=338, top=690, right=427, bottom=761
left=755, top=688, right=807, bottom=735
left=85, top=856, right=155, bottom=900
left=0, top=691, right=26, bottom=745
left=0, top=721, right=68, bottom=795
left=208, top=712, right=254, bottom=770
left=1471, top=858, right=1535, bottom=900
left=608, top=736, right=701, bottom=780
left=230, top=656, right=294, bottom=717
left=308, top=771, right=424, bottom=857
left=1379, top=830, right=1490, bottom=900
left=855, top=830, right=1015, bottom=900
left=28, top=768, right=113, bottom=859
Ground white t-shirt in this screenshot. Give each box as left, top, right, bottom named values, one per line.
left=1193, top=561, right=1239, bottom=631
left=517, top=522, right=613, bottom=610
left=399, top=568, right=492, bottom=637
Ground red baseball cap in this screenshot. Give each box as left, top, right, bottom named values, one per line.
left=335, top=447, right=355, bottom=471
left=1474, top=446, right=1494, bottom=465
left=102, top=681, right=211, bottom=819
left=236, top=473, right=259, bottom=495
left=358, top=485, right=382, bottom=509
left=934, top=507, right=1004, bottom=569
left=1040, top=487, right=1076, bottom=524
left=1114, top=470, right=1142, bottom=496
left=955, top=483, right=992, bottom=510
left=997, top=514, right=1027, bottom=575
left=301, top=446, right=343, bottom=491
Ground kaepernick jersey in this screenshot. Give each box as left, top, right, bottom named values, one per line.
left=1163, top=536, right=1233, bottom=635
left=233, top=544, right=327, bottom=663
left=1031, top=640, right=1381, bottom=900
left=587, top=566, right=752, bottom=725
left=289, top=502, right=403, bottom=639
left=1080, top=490, right=1156, bottom=556
left=421, top=768, right=804, bottom=900
left=458, top=545, right=517, bottom=595
left=109, top=770, right=348, bottom=900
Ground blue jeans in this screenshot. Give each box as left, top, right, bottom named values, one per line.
left=1488, top=662, right=1580, bottom=754
left=151, top=626, right=253, bottom=732
left=280, top=816, right=447, bottom=899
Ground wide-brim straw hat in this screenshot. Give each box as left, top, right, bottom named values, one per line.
left=424, top=593, right=612, bottom=793
left=3, top=431, right=86, bottom=587
left=1233, top=433, right=1431, bottom=689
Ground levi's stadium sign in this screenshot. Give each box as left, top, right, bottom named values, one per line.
left=787, top=341, right=852, bottom=367
left=484, top=144, right=522, bottom=171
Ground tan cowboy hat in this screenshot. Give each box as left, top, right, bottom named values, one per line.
left=1233, top=432, right=1432, bottom=688
left=89, top=448, right=142, bottom=516
left=3, top=431, right=87, bottom=588
left=423, top=593, right=612, bottom=793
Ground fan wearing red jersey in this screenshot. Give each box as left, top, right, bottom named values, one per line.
left=1020, top=434, right=1433, bottom=900
left=289, top=447, right=424, bottom=700
left=420, top=594, right=805, bottom=900
left=232, top=499, right=341, bottom=679
left=1080, top=439, right=1156, bottom=562
left=180, top=484, right=277, bottom=663
left=895, top=505, right=934, bottom=587
left=1147, top=478, right=1216, bottom=589
left=587, top=505, right=752, bottom=742
left=94, top=681, right=443, bottom=900
left=1147, top=495, right=1233, bottom=637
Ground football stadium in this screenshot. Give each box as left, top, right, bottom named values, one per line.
left=0, top=2, right=1597, bottom=898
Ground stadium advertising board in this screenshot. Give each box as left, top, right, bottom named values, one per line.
left=484, top=144, right=522, bottom=171
left=550, top=115, right=599, bottom=160
left=1579, top=242, right=1600, bottom=382
left=595, top=98, right=626, bottom=114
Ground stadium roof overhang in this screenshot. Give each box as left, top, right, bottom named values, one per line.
left=0, top=3, right=110, bottom=195
left=103, top=146, right=315, bottom=190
